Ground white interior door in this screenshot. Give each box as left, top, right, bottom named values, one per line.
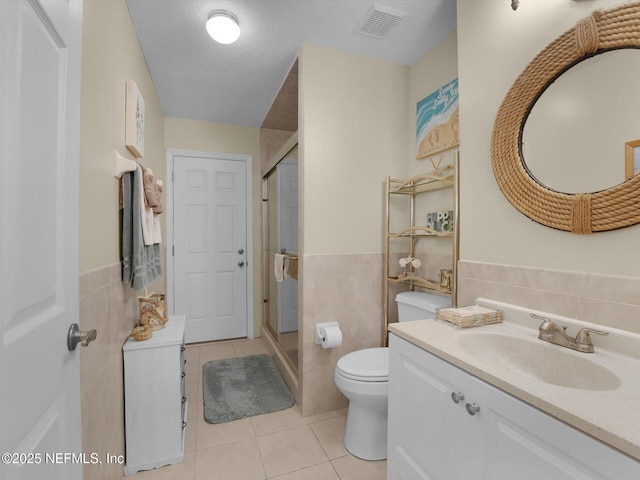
left=277, top=160, right=298, bottom=334
left=173, top=156, right=248, bottom=343
left=0, top=0, right=82, bottom=479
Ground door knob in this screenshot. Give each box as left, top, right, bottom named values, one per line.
left=67, top=323, right=97, bottom=351
left=237, top=248, right=244, bottom=254
left=238, top=261, right=245, bottom=267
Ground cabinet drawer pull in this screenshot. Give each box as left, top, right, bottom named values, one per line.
left=465, top=403, right=480, bottom=416
left=451, top=392, right=465, bottom=404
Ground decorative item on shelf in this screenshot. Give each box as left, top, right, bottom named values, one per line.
left=399, top=256, right=422, bottom=276
left=138, top=292, right=168, bottom=331
left=440, top=269, right=453, bottom=290
left=426, top=211, right=454, bottom=233
left=131, top=325, right=153, bottom=341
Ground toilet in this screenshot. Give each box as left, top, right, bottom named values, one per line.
left=334, top=291, right=451, bottom=460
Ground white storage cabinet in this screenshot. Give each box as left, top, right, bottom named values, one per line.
left=123, top=315, right=187, bottom=475
left=387, top=333, right=640, bottom=480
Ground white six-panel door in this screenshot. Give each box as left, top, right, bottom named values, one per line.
left=0, top=0, right=83, bottom=479
left=173, top=155, right=249, bottom=343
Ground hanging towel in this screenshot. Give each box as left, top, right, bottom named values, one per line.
left=142, top=166, right=160, bottom=209
left=274, top=253, right=286, bottom=283
left=153, top=212, right=162, bottom=244
left=136, top=166, right=155, bottom=246
left=287, top=257, right=298, bottom=281
left=122, top=166, right=161, bottom=291
left=152, top=180, right=163, bottom=214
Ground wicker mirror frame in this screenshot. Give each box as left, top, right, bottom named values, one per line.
left=491, top=2, right=640, bottom=234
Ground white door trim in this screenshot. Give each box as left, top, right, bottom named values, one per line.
left=165, top=149, right=254, bottom=339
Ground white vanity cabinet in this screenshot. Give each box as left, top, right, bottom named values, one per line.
left=123, top=315, right=187, bottom=476
left=388, top=333, right=640, bottom=480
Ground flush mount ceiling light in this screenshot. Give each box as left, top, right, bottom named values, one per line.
left=206, top=10, right=240, bottom=44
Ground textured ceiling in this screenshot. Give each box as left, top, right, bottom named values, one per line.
left=126, top=0, right=457, bottom=127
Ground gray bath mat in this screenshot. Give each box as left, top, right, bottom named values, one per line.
left=203, top=354, right=294, bottom=424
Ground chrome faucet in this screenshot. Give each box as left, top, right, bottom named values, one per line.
left=531, top=313, right=608, bottom=353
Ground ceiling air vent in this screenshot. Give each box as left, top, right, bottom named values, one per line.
left=354, top=4, right=407, bottom=39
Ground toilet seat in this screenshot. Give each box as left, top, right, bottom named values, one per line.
left=335, top=347, right=388, bottom=382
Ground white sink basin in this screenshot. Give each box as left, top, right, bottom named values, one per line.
left=456, top=332, right=621, bottom=391
left=389, top=298, right=640, bottom=461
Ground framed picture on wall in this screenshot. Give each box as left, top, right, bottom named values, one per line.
left=125, top=79, right=145, bottom=158
left=416, top=78, right=459, bottom=159
left=625, top=139, right=640, bottom=180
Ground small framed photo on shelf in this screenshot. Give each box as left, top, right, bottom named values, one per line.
left=125, top=79, right=145, bottom=158
left=625, top=139, right=640, bottom=180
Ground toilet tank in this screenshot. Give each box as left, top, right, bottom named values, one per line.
left=395, top=291, right=452, bottom=322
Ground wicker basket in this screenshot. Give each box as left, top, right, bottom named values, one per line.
left=148, top=293, right=168, bottom=323
left=138, top=293, right=168, bottom=331
left=131, top=325, right=153, bottom=341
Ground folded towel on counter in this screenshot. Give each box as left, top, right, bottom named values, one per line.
left=274, top=253, right=286, bottom=283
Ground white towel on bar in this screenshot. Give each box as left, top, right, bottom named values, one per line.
left=135, top=165, right=155, bottom=246
left=274, top=253, right=286, bottom=283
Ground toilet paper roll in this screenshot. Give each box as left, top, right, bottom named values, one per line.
left=319, top=325, right=342, bottom=349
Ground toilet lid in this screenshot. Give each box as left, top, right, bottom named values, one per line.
left=336, top=347, right=388, bottom=382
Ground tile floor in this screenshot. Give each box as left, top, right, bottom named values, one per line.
left=123, top=338, right=387, bottom=480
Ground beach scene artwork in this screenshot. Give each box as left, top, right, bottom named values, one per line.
left=416, top=78, right=459, bottom=159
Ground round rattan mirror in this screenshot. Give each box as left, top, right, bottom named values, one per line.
left=491, top=2, right=640, bottom=234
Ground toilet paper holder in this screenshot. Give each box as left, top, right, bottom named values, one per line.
left=314, top=322, right=340, bottom=345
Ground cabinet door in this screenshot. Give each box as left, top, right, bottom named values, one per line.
left=467, top=373, right=640, bottom=480
left=388, top=334, right=640, bottom=480
left=389, top=335, right=483, bottom=479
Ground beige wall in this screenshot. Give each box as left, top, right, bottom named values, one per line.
left=457, top=0, right=640, bottom=276
left=165, top=117, right=260, bottom=156
left=299, top=43, right=409, bottom=255
left=297, top=40, right=459, bottom=415
left=79, top=1, right=165, bottom=478
left=164, top=117, right=262, bottom=336
left=406, top=31, right=459, bottom=261
left=407, top=30, right=459, bottom=178
left=80, top=0, right=165, bottom=274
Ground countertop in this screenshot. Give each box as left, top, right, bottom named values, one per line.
left=388, top=298, right=640, bottom=462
